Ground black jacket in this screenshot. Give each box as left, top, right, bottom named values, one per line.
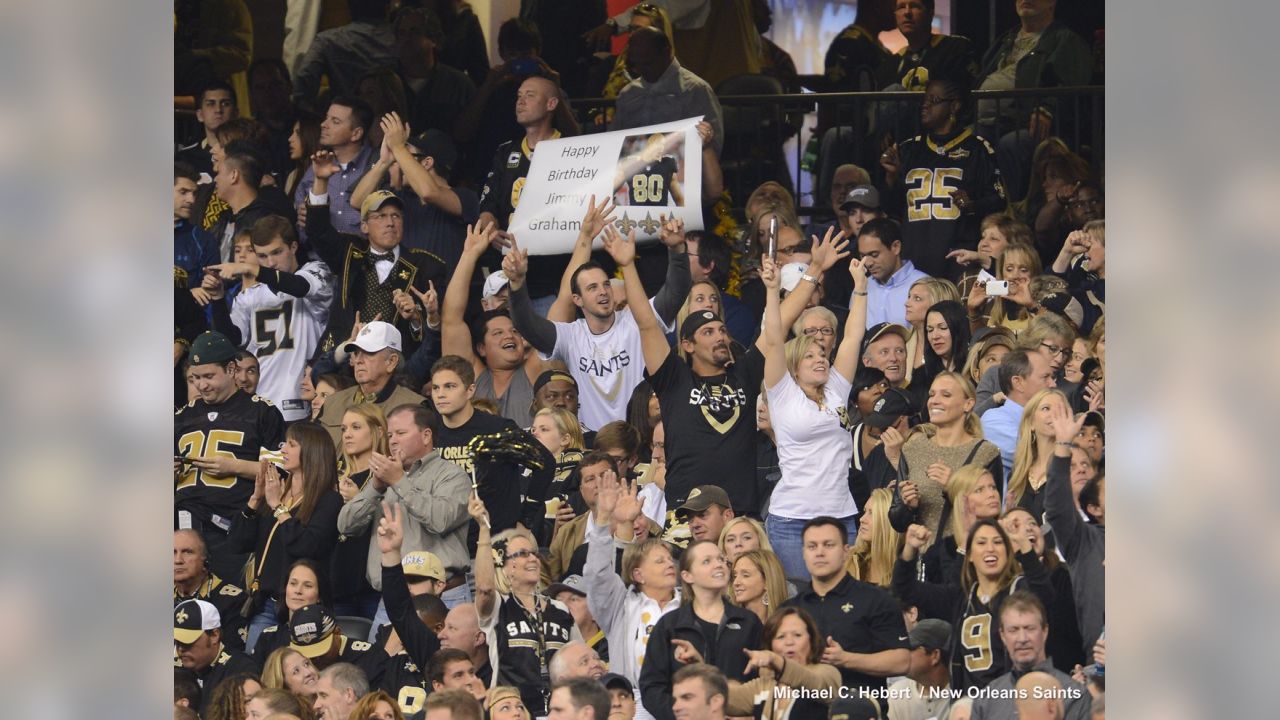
left=639, top=602, right=762, bottom=720
left=305, top=202, right=446, bottom=360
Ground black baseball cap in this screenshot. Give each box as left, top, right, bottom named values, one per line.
left=865, top=387, right=915, bottom=428
left=679, top=310, right=722, bottom=341
left=546, top=574, right=587, bottom=598
left=851, top=366, right=888, bottom=394
left=601, top=672, right=634, bottom=694
left=289, top=604, right=338, bottom=658
left=174, top=599, right=220, bottom=644
left=533, top=370, right=577, bottom=395
left=839, top=185, right=881, bottom=212
left=408, top=129, right=458, bottom=174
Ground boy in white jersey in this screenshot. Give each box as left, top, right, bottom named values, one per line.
left=209, top=215, right=334, bottom=421
left=503, top=218, right=691, bottom=430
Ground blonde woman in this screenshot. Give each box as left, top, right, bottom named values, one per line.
left=730, top=549, right=788, bottom=623
left=965, top=242, right=1043, bottom=332
left=672, top=280, right=743, bottom=361
left=718, top=516, right=772, bottom=563
left=260, top=647, right=319, bottom=702
left=332, top=403, right=388, bottom=618
left=844, top=488, right=900, bottom=588
left=531, top=407, right=586, bottom=545
left=469, top=495, right=577, bottom=717
left=903, top=277, right=960, bottom=378
left=1006, top=388, right=1073, bottom=525
left=485, top=687, right=531, bottom=720
left=916, top=465, right=1002, bottom=586
left=886, top=372, right=1003, bottom=542
left=950, top=213, right=1032, bottom=299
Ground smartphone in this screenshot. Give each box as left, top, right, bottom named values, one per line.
left=766, top=216, right=778, bottom=262
left=510, top=57, right=540, bottom=76
left=174, top=455, right=192, bottom=464
left=985, top=280, right=1010, bottom=297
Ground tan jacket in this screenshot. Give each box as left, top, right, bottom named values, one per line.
left=544, top=513, right=589, bottom=585
left=725, top=660, right=842, bottom=717
left=319, top=382, right=426, bottom=447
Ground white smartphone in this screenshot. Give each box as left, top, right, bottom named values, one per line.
left=985, top=280, right=1010, bottom=297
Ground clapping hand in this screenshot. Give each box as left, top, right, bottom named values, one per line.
left=380, top=112, right=409, bottom=150
left=263, top=462, right=285, bottom=510
left=312, top=150, right=341, bottom=180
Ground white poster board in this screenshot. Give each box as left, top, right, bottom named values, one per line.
left=510, top=116, right=704, bottom=255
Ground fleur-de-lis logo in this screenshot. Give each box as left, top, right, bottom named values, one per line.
left=638, top=212, right=660, bottom=235
left=398, top=270, right=410, bottom=281
left=176, top=609, right=189, bottom=624
left=841, top=603, right=854, bottom=613
left=615, top=213, right=638, bottom=235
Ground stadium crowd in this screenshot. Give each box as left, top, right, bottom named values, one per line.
left=175, top=2, right=1105, bottom=720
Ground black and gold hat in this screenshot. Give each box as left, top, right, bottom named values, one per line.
left=288, top=604, right=337, bottom=658
left=174, top=599, right=220, bottom=644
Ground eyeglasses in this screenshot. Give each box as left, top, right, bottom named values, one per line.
left=922, top=95, right=958, bottom=106
left=802, top=327, right=835, bottom=337
left=1067, top=197, right=1102, bottom=209
left=1040, top=342, right=1071, bottom=358
left=506, top=549, right=539, bottom=561
left=777, top=245, right=807, bottom=257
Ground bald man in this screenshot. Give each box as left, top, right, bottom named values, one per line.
left=1014, top=671, right=1066, bottom=720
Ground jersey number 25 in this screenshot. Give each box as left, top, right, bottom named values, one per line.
left=905, top=168, right=962, bottom=221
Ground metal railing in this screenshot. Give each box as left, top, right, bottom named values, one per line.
left=568, top=85, right=1104, bottom=216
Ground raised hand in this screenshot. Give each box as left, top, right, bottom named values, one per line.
left=377, top=131, right=394, bottom=166
left=501, top=236, right=529, bottom=288
left=463, top=221, right=498, bottom=258
left=411, top=281, right=440, bottom=327
left=612, top=478, right=643, bottom=526
left=999, top=515, right=1032, bottom=554
left=380, top=112, right=409, bottom=150
left=376, top=501, right=405, bottom=554
left=248, top=459, right=268, bottom=510
left=809, top=226, right=850, bottom=273
left=580, top=196, right=618, bottom=242
left=672, top=638, right=704, bottom=665
left=312, top=150, right=341, bottom=180
left=760, top=255, right=780, bottom=291
left=880, top=145, right=901, bottom=178
left=848, top=256, right=868, bottom=292
left=695, top=121, right=715, bottom=147
left=601, top=224, right=637, bottom=267
left=1046, top=400, right=1086, bottom=444
left=263, top=462, right=285, bottom=510
left=657, top=214, right=685, bottom=248
left=467, top=493, right=490, bottom=526
left=880, top=426, right=905, bottom=467
left=593, top=470, right=622, bottom=524
left=904, top=524, right=932, bottom=550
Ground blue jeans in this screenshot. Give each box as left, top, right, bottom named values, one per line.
left=366, top=579, right=475, bottom=642
left=765, top=514, right=858, bottom=583
left=246, top=598, right=278, bottom=654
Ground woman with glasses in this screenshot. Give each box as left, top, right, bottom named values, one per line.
left=973, top=313, right=1076, bottom=416
left=880, top=72, right=1006, bottom=281
left=760, top=253, right=869, bottom=580
left=469, top=494, right=577, bottom=718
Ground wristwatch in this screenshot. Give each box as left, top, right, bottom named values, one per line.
left=273, top=505, right=290, bottom=519
left=801, top=273, right=818, bottom=285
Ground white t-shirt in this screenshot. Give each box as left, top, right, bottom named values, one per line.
left=231, top=261, right=334, bottom=421
left=550, top=306, right=652, bottom=431
left=765, top=370, right=857, bottom=519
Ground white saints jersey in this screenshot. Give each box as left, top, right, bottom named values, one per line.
left=551, top=302, right=667, bottom=431
left=231, top=261, right=334, bottom=421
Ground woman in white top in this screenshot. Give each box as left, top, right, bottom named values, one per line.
left=761, top=254, right=869, bottom=581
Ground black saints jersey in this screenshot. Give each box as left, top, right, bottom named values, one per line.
left=892, top=128, right=1005, bottom=279
left=174, top=390, right=285, bottom=531
left=625, top=155, right=679, bottom=206
left=483, top=593, right=575, bottom=716
left=951, top=588, right=1015, bottom=691
left=875, top=34, right=980, bottom=90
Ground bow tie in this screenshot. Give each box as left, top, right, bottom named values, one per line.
left=369, top=251, right=395, bottom=264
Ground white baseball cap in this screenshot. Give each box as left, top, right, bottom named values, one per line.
left=482, top=270, right=510, bottom=300
left=344, top=320, right=403, bottom=353
left=174, top=599, right=221, bottom=644
left=780, top=262, right=811, bottom=293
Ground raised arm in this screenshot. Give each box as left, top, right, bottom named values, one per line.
left=650, top=215, right=692, bottom=324
left=696, top=122, right=723, bottom=200
left=603, top=224, right=669, bottom=375
left=754, top=227, right=850, bottom=353
left=548, top=196, right=617, bottom=323
left=383, top=112, right=464, bottom=217
left=503, top=237, right=560, bottom=355
left=377, top=502, right=443, bottom=670
left=832, top=257, right=869, bottom=381
left=468, top=493, right=498, bottom=622
left=441, top=221, right=498, bottom=362
left=760, top=256, right=786, bottom=389
left=350, top=134, right=394, bottom=209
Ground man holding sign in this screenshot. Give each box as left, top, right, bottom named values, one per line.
left=503, top=222, right=691, bottom=432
